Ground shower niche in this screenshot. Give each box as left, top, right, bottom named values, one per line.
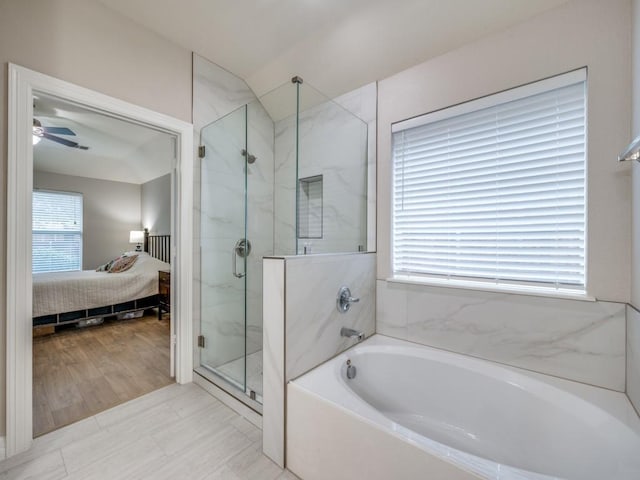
left=298, top=175, right=323, bottom=242
left=195, top=69, right=371, bottom=410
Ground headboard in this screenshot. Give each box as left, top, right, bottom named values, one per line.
left=144, top=228, right=171, bottom=264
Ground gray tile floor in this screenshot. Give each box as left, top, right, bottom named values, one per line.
left=0, top=383, right=299, bottom=480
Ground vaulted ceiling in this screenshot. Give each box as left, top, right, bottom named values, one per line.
left=33, top=93, right=175, bottom=184
left=97, top=0, right=569, bottom=98
left=32, top=0, right=572, bottom=183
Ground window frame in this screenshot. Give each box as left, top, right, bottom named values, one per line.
left=390, top=68, right=589, bottom=299
left=32, top=188, right=83, bottom=273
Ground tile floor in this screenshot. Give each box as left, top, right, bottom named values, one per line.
left=0, top=382, right=298, bottom=480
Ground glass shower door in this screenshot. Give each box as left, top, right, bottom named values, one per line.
left=199, top=106, right=248, bottom=395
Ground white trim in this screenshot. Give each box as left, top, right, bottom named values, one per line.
left=388, top=275, right=596, bottom=302
left=392, top=68, right=587, bottom=133
left=6, top=64, right=194, bottom=457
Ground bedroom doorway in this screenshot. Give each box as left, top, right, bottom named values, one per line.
left=7, top=64, right=194, bottom=457
left=31, top=93, right=177, bottom=437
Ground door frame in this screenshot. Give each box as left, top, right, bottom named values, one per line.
left=6, top=64, right=194, bottom=457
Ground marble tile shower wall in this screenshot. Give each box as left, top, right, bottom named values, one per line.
left=628, top=305, right=640, bottom=412
left=193, top=54, right=258, bottom=132
left=285, top=253, right=376, bottom=380
left=193, top=54, right=272, bottom=364
left=333, top=83, right=377, bottom=250
left=377, top=280, right=626, bottom=391
left=273, top=83, right=376, bottom=255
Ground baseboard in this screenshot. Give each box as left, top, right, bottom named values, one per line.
left=194, top=371, right=262, bottom=428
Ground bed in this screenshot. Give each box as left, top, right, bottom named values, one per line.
left=33, top=231, right=171, bottom=328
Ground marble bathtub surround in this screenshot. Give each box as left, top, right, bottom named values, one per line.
left=377, top=280, right=626, bottom=391
left=628, top=305, right=640, bottom=414
left=263, top=253, right=376, bottom=467
left=285, top=253, right=376, bottom=380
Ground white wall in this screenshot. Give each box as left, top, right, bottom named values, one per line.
left=0, top=0, right=192, bottom=436
left=34, top=171, right=142, bottom=269
left=377, top=0, right=631, bottom=302
left=141, top=173, right=171, bottom=235
left=376, top=0, right=631, bottom=389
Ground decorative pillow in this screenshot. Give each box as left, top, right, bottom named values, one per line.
left=96, top=258, right=117, bottom=272
left=108, top=254, right=138, bottom=273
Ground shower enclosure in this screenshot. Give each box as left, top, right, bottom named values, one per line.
left=196, top=78, right=368, bottom=409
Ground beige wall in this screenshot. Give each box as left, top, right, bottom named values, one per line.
left=632, top=0, right=640, bottom=307
left=34, top=171, right=143, bottom=269
left=0, top=0, right=191, bottom=436
left=141, top=173, right=171, bottom=235
left=377, top=0, right=632, bottom=302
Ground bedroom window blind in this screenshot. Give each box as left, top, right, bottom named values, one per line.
left=392, top=69, right=586, bottom=291
left=33, top=190, right=83, bottom=273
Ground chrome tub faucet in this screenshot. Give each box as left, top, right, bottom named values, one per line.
left=336, top=286, right=360, bottom=313
left=341, top=327, right=364, bottom=342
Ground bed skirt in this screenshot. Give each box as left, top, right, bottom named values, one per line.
left=33, top=294, right=159, bottom=327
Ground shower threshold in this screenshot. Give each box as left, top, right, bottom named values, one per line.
left=195, top=354, right=263, bottom=412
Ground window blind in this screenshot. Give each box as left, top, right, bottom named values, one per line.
left=392, top=71, right=586, bottom=290
left=33, top=190, right=83, bottom=273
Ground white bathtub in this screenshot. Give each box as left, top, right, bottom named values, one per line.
left=287, top=335, right=640, bottom=480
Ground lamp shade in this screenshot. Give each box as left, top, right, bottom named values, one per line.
left=129, top=230, right=144, bottom=244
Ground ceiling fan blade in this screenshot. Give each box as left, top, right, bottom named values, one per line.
left=40, top=133, right=90, bottom=150
left=41, top=132, right=81, bottom=148
left=41, top=126, right=76, bottom=136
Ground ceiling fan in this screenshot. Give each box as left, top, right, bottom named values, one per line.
left=32, top=118, right=89, bottom=150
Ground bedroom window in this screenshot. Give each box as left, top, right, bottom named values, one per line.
left=33, top=190, right=83, bottom=273
left=392, top=69, right=586, bottom=293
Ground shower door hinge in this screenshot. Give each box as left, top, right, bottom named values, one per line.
left=197, top=335, right=205, bottom=348
left=198, top=145, right=206, bottom=158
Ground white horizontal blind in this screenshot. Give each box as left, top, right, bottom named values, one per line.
left=33, top=190, right=83, bottom=273
left=392, top=72, right=586, bottom=289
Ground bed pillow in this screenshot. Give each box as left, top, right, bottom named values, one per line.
left=96, top=258, right=116, bottom=272
left=108, top=254, right=139, bottom=273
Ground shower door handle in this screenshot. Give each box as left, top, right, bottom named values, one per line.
left=232, top=249, right=244, bottom=278
left=232, top=238, right=251, bottom=278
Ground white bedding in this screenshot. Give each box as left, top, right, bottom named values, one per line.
left=33, top=252, right=170, bottom=317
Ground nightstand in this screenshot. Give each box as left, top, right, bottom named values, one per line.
left=158, top=269, right=171, bottom=319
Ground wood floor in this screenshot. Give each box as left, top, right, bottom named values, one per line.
left=0, top=383, right=299, bottom=480
left=33, top=313, right=173, bottom=437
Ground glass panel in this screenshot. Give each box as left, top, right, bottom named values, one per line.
left=195, top=76, right=369, bottom=408
left=243, top=99, right=275, bottom=403
left=260, top=79, right=368, bottom=255
left=260, top=81, right=299, bottom=255
left=296, top=83, right=368, bottom=254
left=199, top=105, right=247, bottom=394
